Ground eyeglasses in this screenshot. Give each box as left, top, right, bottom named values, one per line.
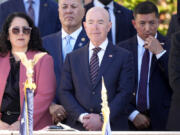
left=9, top=26, right=32, bottom=35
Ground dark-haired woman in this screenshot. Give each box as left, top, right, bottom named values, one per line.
left=0, top=12, right=56, bottom=130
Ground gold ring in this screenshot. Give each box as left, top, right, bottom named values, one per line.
left=57, top=113, right=61, bottom=116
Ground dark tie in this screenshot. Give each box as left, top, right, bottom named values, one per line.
left=104, top=6, right=112, bottom=42
left=137, top=49, right=150, bottom=112
left=90, top=47, right=101, bottom=85
left=28, top=0, right=35, bottom=21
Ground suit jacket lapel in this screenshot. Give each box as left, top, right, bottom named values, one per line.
left=0, top=53, right=10, bottom=106
left=19, top=59, right=26, bottom=113
left=38, top=0, right=47, bottom=27
left=93, top=42, right=115, bottom=88
left=81, top=44, right=92, bottom=89
left=56, top=32, right=63, bottom=69
left=131, top=37, right=139, bottom=91
left=114, top=2, right=123, bottom=43
left=122, top=36, right=138, bottom=91
left=73, top=30, right=89, bottom=50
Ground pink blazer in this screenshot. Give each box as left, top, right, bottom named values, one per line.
left=0, top=51, right=56, bottom=130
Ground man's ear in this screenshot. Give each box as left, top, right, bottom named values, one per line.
left=83, top=22, right=87, bottom=31
left=108, top=22, right=112, bottom=32
left=132, top=19, right=136, bottom=29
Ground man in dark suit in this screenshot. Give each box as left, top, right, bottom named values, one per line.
left=118, top=1, right=172, bottom=130
left=59, top=7, right=134, bottom=131
left=85, top=0, right=136, bottom=45
left=167, top=31, right=180, bottom=131
left=0, top=0, right=60, bottom=37
left=43, top=0, right=89, bottom=124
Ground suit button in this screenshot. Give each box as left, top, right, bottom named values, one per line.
left=133, top=92, right=136, bottom=96
left=90, top=108, right=94, bottom=112
left=92, top=91, right=95, bottom=95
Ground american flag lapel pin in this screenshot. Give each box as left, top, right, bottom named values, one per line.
left=160, top=42, right=165, bottom=46
left=81, top=37, right=85, bottom=42
left=109, top=54, right=113, bottom=58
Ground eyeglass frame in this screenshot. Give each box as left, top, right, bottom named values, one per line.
left=8, top=26, right=32, bottom=35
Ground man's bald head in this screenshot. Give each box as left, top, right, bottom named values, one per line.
left=84, top=7, right=112, bottom=46
left=86, top=7, right=110, bottom=22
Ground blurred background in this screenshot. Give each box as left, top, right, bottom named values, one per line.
left=55, top=0, right=177, bottom=35
left=54, top=0, right=177, bottom=35
left=0, top=0, right=177, bottom=35
left=116, top=0, right=177, bottom=35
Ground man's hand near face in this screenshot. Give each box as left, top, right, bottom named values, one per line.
left=144, top=36, right=164, bottom=55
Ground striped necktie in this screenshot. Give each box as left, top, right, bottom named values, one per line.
left=90, top=47, right=101, bottom=84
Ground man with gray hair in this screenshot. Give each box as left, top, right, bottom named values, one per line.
left=43, top=0, right=89, bottom=124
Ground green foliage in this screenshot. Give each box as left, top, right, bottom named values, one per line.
left=55, top=0, right=177, bottom=35
left=115, top=0, right=146, bottom=10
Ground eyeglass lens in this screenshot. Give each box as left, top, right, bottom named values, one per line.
left=11, top=26, right=32, bottom=35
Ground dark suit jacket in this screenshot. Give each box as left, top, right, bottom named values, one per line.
left=167, top=31, right=180, bottom=130
left=167, top=14, right=180, bottom=39
left=85, top=1, right=136, bottom=44
left=43, top=29, right=89, bottom=104
left=59, top=42, right=134, bottom=130
left=118, top=34, right=172, bottom=130
left=0, top=0, right=61, bottom=37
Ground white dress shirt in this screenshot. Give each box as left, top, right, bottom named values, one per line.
left=89, top=38, right=108, bottom=66
left=24, top=0, right=40, bottom=26
left=94, top=0, right=116, bottom=45
left=61, top=26, right=82, bottom=58
left=128, top=34, right=166, bottom=121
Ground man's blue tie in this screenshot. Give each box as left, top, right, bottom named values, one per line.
left=64, top=35, right=72, bottom=61
left=28, top=0, right=35, bottom=21
left=137, top=49, right=150, bottom=112
left=90, top=47, right=101, bottom=85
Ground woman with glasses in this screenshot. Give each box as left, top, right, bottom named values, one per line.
left=0, top=12, right=56, bottom=130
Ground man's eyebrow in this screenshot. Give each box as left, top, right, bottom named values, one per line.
left=87, top=19, right=94, bottom=22
left=98, top=19, right=104, bottom=22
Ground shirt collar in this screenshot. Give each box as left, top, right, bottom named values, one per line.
left=94, top=0, right=114, bottom=10
left=137, top=33, right=158, bottom=48
left=89, top=38, right=108, bottom=51
left=62, top=26, right=82, bottom=40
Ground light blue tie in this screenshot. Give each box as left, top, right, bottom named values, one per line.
left=64, top=35, right=72, bottom=61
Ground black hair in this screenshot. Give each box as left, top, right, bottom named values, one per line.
left=133, top=1, right=159, bottom=18
left=0, top=12, right=46, bottom=56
